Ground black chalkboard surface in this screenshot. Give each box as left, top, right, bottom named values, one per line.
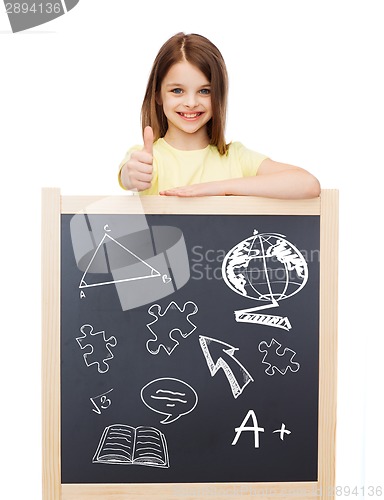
left=61, top=212, right=320, bottom=484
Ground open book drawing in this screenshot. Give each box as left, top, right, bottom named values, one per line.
left=93, top=424, right=169, bottom=468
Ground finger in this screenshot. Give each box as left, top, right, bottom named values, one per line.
left=159, top=189, right=183, bottom=197
left=165, top=187, right=199, bottom=197
left=135, top=172, right=152, bottom=183
left=137, top=181, right=152, bottom=191
left=130, top=151, right=153, bottom=166
left=142, top=126, right=154, bottom=155
left=129, top=158, right=153, bottom=173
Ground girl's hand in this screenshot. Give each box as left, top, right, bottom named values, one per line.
left=160, top=180, right=226, bottom=197
left=159, top=161, right=321, bottom=199
left=121, top=126, right=153, bottom=191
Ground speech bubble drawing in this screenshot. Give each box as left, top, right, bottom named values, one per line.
left=141, top=377, right=198, bottom=424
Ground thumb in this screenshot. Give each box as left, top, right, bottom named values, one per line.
left=142, top=126, right=154, bottom=154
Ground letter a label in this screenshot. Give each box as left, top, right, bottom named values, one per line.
left=232, top=410, right=265, bottom=448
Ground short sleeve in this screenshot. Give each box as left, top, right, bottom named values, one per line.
left=233, top=142, right=269, bottom=177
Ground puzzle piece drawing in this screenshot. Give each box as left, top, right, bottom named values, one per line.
left=146, top=301, right=198, bottom=355
left=76, top=324, right=117, bottom=373
left=258, top=338, right=300, bottom=376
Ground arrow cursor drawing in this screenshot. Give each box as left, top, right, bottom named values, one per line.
left=199, top=336, right=254, bottom=398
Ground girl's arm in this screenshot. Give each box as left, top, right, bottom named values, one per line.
left=159, top=158, right=321, bottom=199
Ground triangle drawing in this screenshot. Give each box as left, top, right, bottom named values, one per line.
left=79, top=233, right=162, bottom=289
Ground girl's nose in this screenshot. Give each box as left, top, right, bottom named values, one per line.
left=184, top=93, right=198, bottom=108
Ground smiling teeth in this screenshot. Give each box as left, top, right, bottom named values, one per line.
left=180, top=113, right=201, bottom=118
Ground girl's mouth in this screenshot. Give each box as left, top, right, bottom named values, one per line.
left=177, top=112, right=203, bottom=119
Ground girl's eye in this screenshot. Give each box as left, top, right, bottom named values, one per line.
left=200, top=88, right=211, bottom=95
left=171, top=88, right=183, bottom=94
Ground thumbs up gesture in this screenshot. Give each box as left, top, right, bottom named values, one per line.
left=121, top=126, right=154, bottom=191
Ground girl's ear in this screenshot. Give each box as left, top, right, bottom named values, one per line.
left=155, top=91, right=162, bottom=105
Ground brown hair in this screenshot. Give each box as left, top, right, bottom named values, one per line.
left=141, top=32, right=229, bottom=155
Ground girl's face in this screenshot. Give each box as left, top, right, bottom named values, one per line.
left=158, top=60, right=212, bottom=148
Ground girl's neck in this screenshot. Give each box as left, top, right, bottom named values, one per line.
left=163, top=127, right=210, bottom=151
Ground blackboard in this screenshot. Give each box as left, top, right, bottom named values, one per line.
left=42, top=192, right=338, bottom=499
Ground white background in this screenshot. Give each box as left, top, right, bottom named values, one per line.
left=1, top=0, right=383, bottom=497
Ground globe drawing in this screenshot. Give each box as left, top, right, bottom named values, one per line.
left=222, top=230, right=308, bottom=307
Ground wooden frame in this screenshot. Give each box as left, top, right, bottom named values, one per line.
left=42, top=189, right=338, bottom=500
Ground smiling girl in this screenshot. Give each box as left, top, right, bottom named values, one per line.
left=118, top=33, right=320, bottom=199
